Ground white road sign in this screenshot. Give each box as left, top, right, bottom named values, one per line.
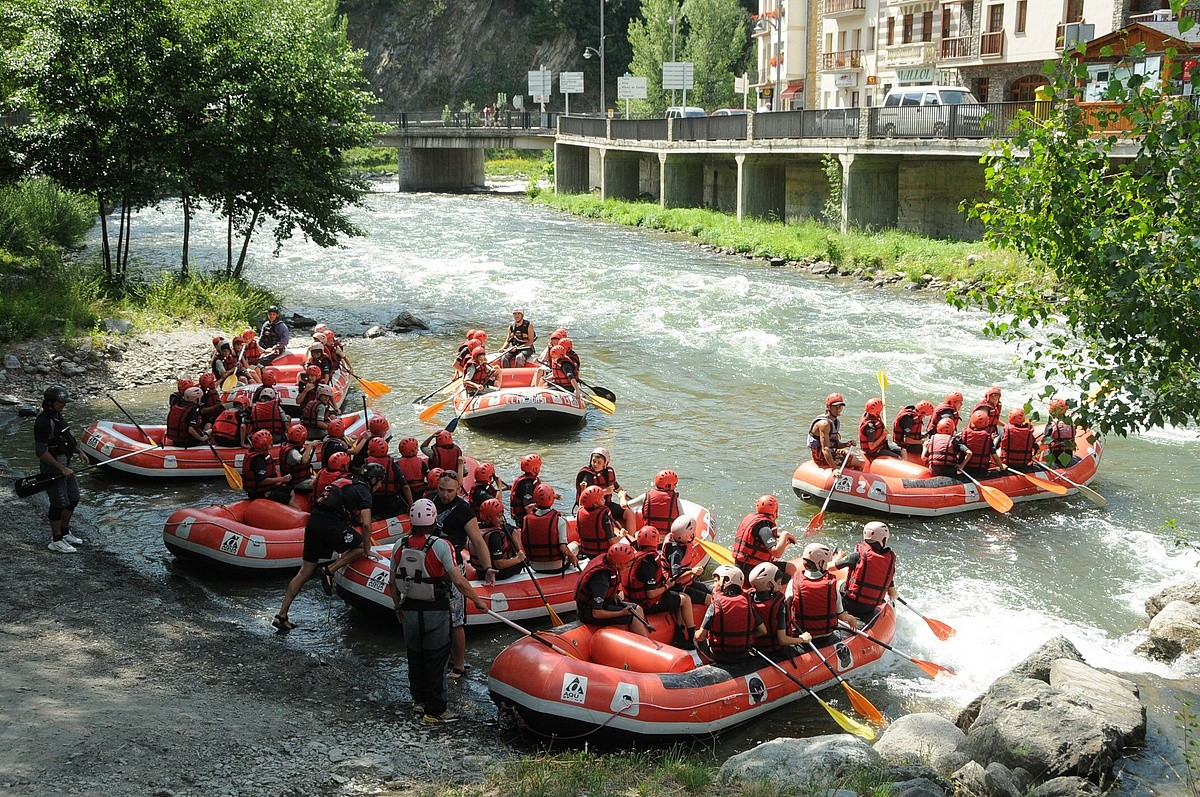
left=617, top=75, right=648, bottom=100
left=527, top=68, right=552, bottom=102
left=662, top=62, right=695, bottom=91
left=560, top=71, right=584, bottom=94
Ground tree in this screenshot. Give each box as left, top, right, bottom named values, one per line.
left=960, top=7, right=1200, bottom=436
left=626, top=0, right=680, bottom=116
left=680, top=0, right=747, bottom=110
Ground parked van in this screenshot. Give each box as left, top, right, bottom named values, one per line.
left=665, top=106, right=707, bottom=119
left=873, top=85, right=985, bottom=138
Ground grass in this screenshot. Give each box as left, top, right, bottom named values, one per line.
left=343, top=146, right=398, bottom=174
left=533, top=193, right=1035, bottom=288
left=486, top=148, right=550, bottom=180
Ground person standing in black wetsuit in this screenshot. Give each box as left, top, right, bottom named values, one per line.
left=35, top=385, right=83, bottom=553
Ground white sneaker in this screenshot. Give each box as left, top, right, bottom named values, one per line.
left=48, top=539, right=77, bottom=553
left=62, top=533, right=84, bottom=545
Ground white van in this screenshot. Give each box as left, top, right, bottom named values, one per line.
left=665, top=106, right=707, bottom=119
left=874, top=85, right=985, bottom=137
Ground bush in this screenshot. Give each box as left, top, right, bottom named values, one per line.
left=0, top=178, right=94, bottom=254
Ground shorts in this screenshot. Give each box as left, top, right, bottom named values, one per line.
left=675, top=580, right=712, bottom=605
left=43, top=464, right=79, bottom=510
left=302, top=511, right=362, bottom=563
left=642, top=589, right=682, bottom=616
left=449, top=587, right=465, bottom=628
left=577, top=606, right=634, bottom=628
left=810, top=448, right=843, bottom=468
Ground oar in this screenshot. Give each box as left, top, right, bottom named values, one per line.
left=485, top=609, right=580, bottom=659
left=877, top=369, right=889, bottom=428
left=752, top=649, right=876, bottom=741
left=444, top=389, right=479, bottom=434
left=807, top=452, right=852, bottom=536
left=581, top=387, right=616, bottom=415
left=14, top=445, right=160, bottom=498
left=627, top=604, right=656, bottom=634
left=1013, top=467, right=1069, bottom=495
left=220, top=371, right=239, bottom=392
left=895, top=595, right=956, bottom=641
left=579, top=379, right=616, bottom=403
left=418, top=397, right=449, bottom=422
left=959, top=469, right=1014, bottom=513
left=1040, top=466, right=1107, bottom=508
left=206, top=440, right=243, bottom=490
left=107, top=394, right=157, bottom=446
left=806, top=641, right=886, bottom=726
left=414, top=375, right=460, bottom=404
left=839, top=624, right=955, bottom=679
left=351, top=372, right=391, bottom=399
left=501, top=527, right=566, bottom=626
left=697, top=537, right=735, bottom=567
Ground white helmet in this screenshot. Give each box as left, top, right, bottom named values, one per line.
left=749, top=562, right=779, bottom=592
left=313, top=323, right=329, bottom=334
left=669, top=515, right=697, bottom=544
left=863, top=521, right=890, bottom=546
left=258, top=387, right=277, bottom=401
left=802, top=543, right=834, bottom=572
left=315, top=384, right=334, bottom=398
left=591, top=447, right=610, bottom=464
left=410, top=498, right=437, bottom=527
left=713, top=565, right=744, bottom=588
left=183, top=386, right=204, bottom=403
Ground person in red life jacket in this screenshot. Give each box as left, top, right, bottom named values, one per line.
left=625, top=469, right=683, bottom=535
left=469, top=498, right=526, bottom=581
left=663, top=515, right=713, bottom=608
left=196, top=373, right=224, bottom=422
left=538, top=327, right=567, bottom=362
left=257, top=305, right=290, bottom=367
left=166, top=386, right=210, bottom=447
left=211, top=394, right=251, bottom=447
left=575, top=447, right=634, bottom=531
left=859, top=397, right=900, bottom=461
left=808, top=393, right=864, bottom=469
left=748, top=562, right=814, bottom=657
left=509, top=453, right=542, bottom=523
left=624, top=526, right=696, bottom=649
left=294, top=367, right=318, bottom=411
left=421, top=429, right=465, bottom=480
left=928, top=391, right=965, bottom=435
left=317, top=330, right=348, bottom=374
left=892, top=399, right=935, bottom=461
left=791, top=543, right=857, bottom=647
left=242, top=429, right=291, bottom=502
left=365, top=436, right=405, bottom=520
left=273, top=463, right=383, bottom=632
left=229, top=337, right=255, bottom=384
left=923, top=417, right=970, bottom=477
left=395, top=436, right=429, bottom=512
left=695, top=565, right=766, bottom=664
left=170, top=377, right=195, bottom=409
left=520, top=483, right=580, bottom=574
left=305, top=341, right=331, bottom=376
left=576, top=485, right=621, bottom=559
left=538, top=345, right=580, bottom=397
left=559, top=337, right=581, bottom=376
left=574, top=541, right=648, bottom=637
left=732, top=494, right=797, bottom=581
left=279, top=422, right=316, bottom=497
left=453, top=331, right=477, bottom=376
left=420, top=467, right=443, bottom=501
left=999, top=408, right=1037, bottom=469
left=352, top=415, right=391, bottom=470
left=501, top=308, right=537, bottom=367
left=1040, top=397, right=1077, bottom=467
left=247, top=387, right=288, bottom=443
left=302, top=383, right=337, bottom=436
left=469, top=461, right=500, bottom=513
left=252, top=366, right=282, bottom=403
left=834, top=521, right=898, bottom=624
left=462, top=346, right=496, bottom=392
left=240, top=328, right=263, bottom=377
left=971, top=385, right=1004, bottom=439
left=311, top=450, right=351, bottom=503
left=210, top=340, right=237, bottom=383
left=961, top=408, right=1005, bottom=477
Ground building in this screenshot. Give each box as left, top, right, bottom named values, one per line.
left=815, top=0, right=883, bottom=109
left=753, top=0, right=816, bottom=110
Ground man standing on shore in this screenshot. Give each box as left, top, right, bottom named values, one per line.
left=35, top=385, right=84, bottom=553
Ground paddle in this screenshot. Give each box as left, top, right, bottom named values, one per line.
left=877, top=369, right=889, bottom=428
left=500, top=526, right=566, bottom=626
left=107, top=394, right=157, bottom=446
left=580, top=387, right=616, bottom=415
left=807, top=452, right=852, bottom=536
left=1040, top=466, right=1107, bottom=508
left=839, top=623, right=955, bottom=679
left=895, top=595, right=956, bottom=641
left=752, top=649, right=876, bottom=741
left=414, top=375, right=460, bottom=405
left=627, top=604, right=656, bottom=634
left=444, top=389, right=479, bottom=434
left=220, top=371, right=239, bottom=392
left=579, top=379, right=616, bottom=403
left=806, top=641, right=886, bottom=726
left=485, top=609, right=581, bottom=659
left=959, top=469, right=1014, bottom=513
left=697, top=537, right=735, bottom=567
left=351, top=372, right=391, bottom=399
left=1014, top=467, right=1069, bottom=495
left=14, top=446, right=158, bottom=498
left=206, top=440, right=243, bottom=490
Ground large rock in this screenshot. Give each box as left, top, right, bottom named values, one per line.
left=101, top=318, right=133, bottom=334
left=951, top=761, right=1021, bottom=797
left=1145, top=581, right=1200, bottom=619
left=3, top=354, right=19, bottom=370
left=961, top=676, right=1121, bottom=782
left=1049, top=660, right=1145, bottom=745
left=874, top=713, right=969, bottom=775
left=385, top=311, right=429, bottom=332
left=957, top=636, right=1086, bottom=728
left=719, top=735, right=880, bottom=790
left=1029, top=776, right=1101, bottom=797
left=890, top=778, right=947, bottom=797
left=1140, top=600, right=1200, bottom=662
left=288, top=313, right=317, bottom=329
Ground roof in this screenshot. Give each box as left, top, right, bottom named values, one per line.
left=1076, top=21, right=1200, bottom=59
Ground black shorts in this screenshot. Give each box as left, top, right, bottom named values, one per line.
left=675, top=580, right=712, bottom=604
left=577, top=606, right=634, bottom=628
left=302, top=511, right=362, bottom=563
left=642, top=589, right=683, bottom=616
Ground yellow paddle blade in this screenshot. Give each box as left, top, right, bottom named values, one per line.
left=224, top=462, right=243, bottom=490
left=820, top=697, right=877, bottom=741
left=220, top=372, right=239, bottom=392
left=419, top=399, right=447, bottom=421
left=440, top=378, right=463, bottom=396
left=1075, top=482, right=1107, bottom=508
left=980, top=484, right=1014, bottom=513
left=585, top=393, right=616, bottom=414
left=876, top=369, right=889, bottom=392
left=547, top=604, right=564, bottom=626
left=698, top=537, right=735, bottom=566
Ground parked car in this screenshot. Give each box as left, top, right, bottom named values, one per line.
left=665, top=106, right=707, bottom=119
left=873, top=85, right=986, bottom=138
left=710, top=108, right=750, bottom=116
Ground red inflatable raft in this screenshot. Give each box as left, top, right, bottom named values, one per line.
left=488, top=601, right=895, bottom=739
left=451, top=367, right=588, bottom=430
left=334, top=499, right=715, bottom=626
left=79, top=410, right=373, bottom=478
left=221, top=350, right=351, bottom=413
left=791, top=426, right=1102, bottom=517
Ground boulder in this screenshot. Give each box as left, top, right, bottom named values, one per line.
left=874, top=713, right=968, bottom=775
left=385, top=311, right=429, bottom=332
left=1049, top=660, right=1145, bottom=745
left=961, top=675, right=1121, bottom=782
left=1140, top=600, right=1200, bottom=662
left=1029, top=776, right=1101, bottom=797
left=101, top=318, right=133, bottom=334
left=364, top=325, right=384, bottom=339
left=1145, top=581, right=1200, bottom=619
left=890, top=778, right=947, bottom=797
left=958, top=636, right=1085, bottom=728
left=59, top=361, right=87, bottom=376
left=288, top=313, right=317, bottom=329
left=768, top=257, right=785, bottom=268
left=3, top=354, right=19, bottom=370
left=719, top=735, right=880, bottom=791
left=811, top=261, right=838, bottom=275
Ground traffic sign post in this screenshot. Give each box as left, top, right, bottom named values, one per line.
left=662, top=62, right=695, bottom=109
left=617, top=74, right=647, bottom=118
left=560, top=71, right=584, bottom=116
left=527, top=66, right=553, bottom=113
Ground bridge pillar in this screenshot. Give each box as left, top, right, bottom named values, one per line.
left=840, top=154, right=899, bottom=232
left=600, top=150, right=640, bottom=200
left=554, top=143, right=590, bottom=195
left=396, top=147, right=484, bottom=191
left=897, top=158, right=986, bottom=240
left=662, top=154, right=705, bottom=209
left=785, top=157, right=830, bottom=221
left=739, top=156, right=786, bottom=221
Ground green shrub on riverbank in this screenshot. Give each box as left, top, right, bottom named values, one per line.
left=486, top=148, right=549, bottom=180
left=0, top=178, right=94, bottom=264
left=534, top=193, right=1031, bottom=286
left=344, top=147, right=398, bottom=174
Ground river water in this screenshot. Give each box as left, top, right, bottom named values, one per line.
left=7, top=188, right=1199, bottom=785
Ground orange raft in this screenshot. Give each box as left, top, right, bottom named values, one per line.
left=792, top=426, right=1102, bottom=517
left=221, top=350, right=351, bottom=414
left=452, top=367, right=588, bottom=430
left=333, top=499, right=716, bottom=627
left=488, top=602, right=895, bottom=740
left=79, top=410, right=373, bottom=478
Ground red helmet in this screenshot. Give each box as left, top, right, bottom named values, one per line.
left=549, top=345, right=565, bottom=359
left=945, top=391, right=964, bottom=407
left=466, top=328, right=479, bottom=340
left=970, top=409, right=990, bottom=430
left=474, top=330, right=488, bottom=343
left=635, top=525, right=661, bottom=549
left=211, top=336, right=224, bottom=347
left=232, top=394, right=251, bottom=408
left=985, top=385, right=1002, bottom=399
left=654, top=469, right=678, bottom=490
left=368, top=437, right=389, bottom=457
left=306, top=365, right=323, bottom=380
left=559, top=338, right=573, bottom=352
left=315, top=331, right=333, bottom=345
left=551, top=327, right=568, bottom=339
left=825, top=393, right=846, bottom=409
left=261, top=367, right=279, bottom=387
left=241, top=328, right=256, bottom=341
left=606, top=541, right=636, bottom=567
left=183, top=386, right=203, bottom=403
left=470, top=346, right=486, bottom=359
left=580, top=485, right=605, bottom=509
left=756, top=494, right=779, bottom=518
left=177, top=378, right=195, bottom=393
left=520, top=453, right=542, bottom=475
left=936, top=417, right=956, bottom=434
left=915, top=400, right=935, bottom=416
left=326, top=417, right=346, bottom=438
left=286, top=424, right=308, bottom=443
left=198, top=373, right=216, bottom=389
left=367, top=416, right=390, bottom=437
left=533, top=483, right=556, bottom=508
left=250, top=429, right=273, bottom=451
left=865, top=397, right=884, bottom=416
left=435, top=430, right=453, bottom=446
left=479, top=498, right=505, bottom=524
left=1049, top=397, right=1068, bottom=416
left=326, top=451, right=350, bottom=472
left=427, top=467, right=444, bottom=488
left=398, top=436, right=419, bottom=457
left=1008, top=408, right=1027, bottom=425
left=475, top=462, right=496, bottom=483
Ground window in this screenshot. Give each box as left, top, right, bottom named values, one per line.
left=1016, top=0, right=1027, bottom=32
left=852, top=28, right=861, bottom=50
left=887, top=17, right=895, bottom=45
left=851, top=91, right=860, bottom=107
left=867, top=26, right=875, bottom=51
left=941, top=6, right=952, bottom=37
left=1064, top=0, right=1084, bottom=22
left=921, top=11, right=934, bottom=42
left=825, top=32, right=833, bottom=52
left=901, top=92, right=922, bottom=106
left=1010, top=74, right=1050, bottom=101
left=838, top=30, right=847, bottom=50
left=903, top=13, right=914, bottom=43
left=973, top=77, right=991, bottom=101
left=988, top=4, right=1003, bottom=32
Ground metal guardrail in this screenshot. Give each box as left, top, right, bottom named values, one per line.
left=378, top=110, right=545, bottom=130
left=610, top=118, right=668, bottom=140
left=559, top=116, right=608, bottom=138
left=867, top=101, right=1037, bottom=139
left=675, top=114, right=748, bottom=141
left=756, top=109, right=860, bottom=139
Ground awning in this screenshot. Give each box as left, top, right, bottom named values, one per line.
left=780, top=81, right=805, bottom=99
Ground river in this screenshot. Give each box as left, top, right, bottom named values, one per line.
left=7, top=187, right=1200, bottom=787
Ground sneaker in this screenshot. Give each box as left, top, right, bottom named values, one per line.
left=62, top=533, right=84, bottom=545
left=411, top=703, right=425, bottom=716
left=48, top=539, right=77, bottom=553
left=422, top=710, right=458, bottom=724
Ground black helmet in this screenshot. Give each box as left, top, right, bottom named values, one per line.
left=267, top=305, right=281, bottom=315
left=43, top=385, right=70, bottom=408
left=362, top=462, right=386, bottom=483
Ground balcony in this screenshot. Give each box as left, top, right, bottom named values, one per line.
left=821, top=49, right=864, bottom=70
left=884, top=42, right=937, bottom=66
left=825, top=0, right=866, bottom=16
left=980, top=29, right=1004, bottom=57
left=940, top=35, right=974, bottom=60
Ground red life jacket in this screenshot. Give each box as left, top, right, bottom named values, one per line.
left=792, top=572, right=839, bottom=637
left=248, top=399, right=286, bottom=439
left=211, top=409, right=242, bottom=444
left=241, top=451, right=278, bottom=499
left=929, top=403, right=960, bottom=434
left=243, top=339, right=261, bottom=362
left=926, top=433, right=960, bottom=468
left=858, top=413, right=888, bottom=455
left=549, top=358, right=573, bottom=389
left=971, top=401, right=1001, bottom=435
left=302, top=399, right=332, bottom=429
left=472, top=523, right=519, bottom=574
left=367, top=454, right=400, bottom=496
left=575, top=465, right=616, bottom=502
left=165, top=403, right=199, bottom=446
left=751, top=591, right=787, bottom=651
left=641, top=487, right=680, bottom=533
left=1001, top=424, right=1036, bottom=466
left=706, top=592, right=757, bottom=658
left=576, top=504, right=614, bottom=558
left=281, top=443, right=312, bottom=486
left=1044, top=420, right=1076, bottom=455
left=312, top=468, right=345, bottom=503
left=892, top=406, right=922, bottom=446
left=961, top=427, right=994, bottom=471
left=509, top=473, right=539, bottom=523
left=662, top=540, right=702, bottom=587
left=427, top=443, right=462, bottom=473
left=395, top=454, right=428, bottom=496
left=323, top=343, right=343, bottom=371
left=521, top=508, right=562, bottom=564
left=844, top=541, right=896, bottom=608
left=622, top=549, right=666, bottom=607
left=574, top=554, right=621, bottom=612
left=732, top=512, right=777, bottom=569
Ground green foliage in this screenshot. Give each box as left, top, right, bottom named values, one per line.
left=962, top=8, right=1200, bottom=436
left=485, top=149, right=548, bottom=179
left=0, top=178, right=94, bottom=254
left=820, top=154, right=843, bottom=228
left=496, top=747, right=713, bottom=797
left=1177, top=700, right=1199, bottom=797
left=343, top=147, right=398, bottom=173
left=681, top=0, right=749, bottom=109
left=627, top=0, right=681, bottom=116
left=113, top=271, right=280, bottom=330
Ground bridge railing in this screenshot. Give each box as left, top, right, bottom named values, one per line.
left=381, top=110, right=544, bottom=130
left=610, top=118, right=669, bottom=140
left=756, top=109, right=860, bottom=139
left=559, top=115, right=608, bottom=138
left=674, top=114, right=748, bottom=141
left=865, top=101, right=1040, bottom=139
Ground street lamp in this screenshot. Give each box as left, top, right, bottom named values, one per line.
left=668, top=12, right=682, bottom=107
left=581, top=0, right=607, bottom=114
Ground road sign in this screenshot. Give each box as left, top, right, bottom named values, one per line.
left=527, top=68, right=552, bottom=103
left=734, top=74, right=747, bottom=93
left=560, top=72, right=584, bottom=94
left=662, top=62, right=695, bottom=91
left=617, top=75, right=648, bottom=100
